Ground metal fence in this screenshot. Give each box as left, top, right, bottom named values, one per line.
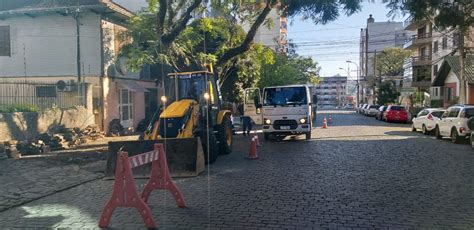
left=0, top=79, right=87, bottom=111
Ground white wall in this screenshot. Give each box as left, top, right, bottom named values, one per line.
left=445, top=70, right=460, bottom=95
left=0, top=12, right=101, bottom=78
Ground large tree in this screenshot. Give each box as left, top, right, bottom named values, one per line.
left=121, top=1, right=364, bottom=80
left=385, top=0, right=474, bottom=103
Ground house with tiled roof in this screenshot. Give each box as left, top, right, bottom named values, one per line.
left=0, top=0, right=159, bottom=132
left=431, top=55, right=474, bottom=107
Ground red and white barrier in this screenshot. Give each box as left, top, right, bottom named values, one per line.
left=98, top=144, right=186, bottom=228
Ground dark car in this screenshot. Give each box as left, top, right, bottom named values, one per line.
left=376, top=106, right=387, bottom=120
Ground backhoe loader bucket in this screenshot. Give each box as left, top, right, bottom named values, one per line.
left=105, top=137, right=205, bottom=178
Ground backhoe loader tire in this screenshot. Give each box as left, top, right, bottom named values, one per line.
left=217, top=116, right=233, bottom=155
left=198, top=128, right=219, bottom=164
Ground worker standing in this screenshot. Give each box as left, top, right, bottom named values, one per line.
left=238, top=103, right=252, bottom=136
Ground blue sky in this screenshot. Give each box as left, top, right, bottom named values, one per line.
left=288, top=1, right=404, bottom=79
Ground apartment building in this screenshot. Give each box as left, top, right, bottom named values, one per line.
left=359, top=15, right=410, bottom=104
left=314, top=76, right=347, bottom=108
left=401, top=15, right=474, bottom=106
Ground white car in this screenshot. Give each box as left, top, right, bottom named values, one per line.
left=366, top=105, right=380, bottom=116
left=411, top=108, right=445, bottom=135
left=359, top=104, right=368, bottom=114
left=435, top=105, right=474, bottom=143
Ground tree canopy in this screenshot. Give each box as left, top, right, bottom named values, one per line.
left=375, top=47, right=412, bottom=77
left=258, top=53, right=320, bottom=88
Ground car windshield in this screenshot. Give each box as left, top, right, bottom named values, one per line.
left=369, top=105, right=379, bottom=109
left=390, top=106, right=405, bottom=111
left=263, top=86, right=307, bottom=106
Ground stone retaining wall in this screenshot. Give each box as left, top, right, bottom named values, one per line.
left=0, top=106, right=95, bottom=142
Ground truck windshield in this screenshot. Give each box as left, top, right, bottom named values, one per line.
left=263, top=86, right=307, bottom=106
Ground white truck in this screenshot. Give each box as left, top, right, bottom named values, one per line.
left=244, top=84, right=316, bottom=141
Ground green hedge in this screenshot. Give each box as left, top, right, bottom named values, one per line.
left=431, top=99, right=443, bottom=108
left=0, top=104, right=39, bottom=113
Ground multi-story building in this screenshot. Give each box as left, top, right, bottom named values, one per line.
left=359, top=15, right=410, bottom=103
left=0, top=0, right=158, bottom=132
left=401, top=15, right=474, bottom=106
left=314, top=76, right=347, bottom=108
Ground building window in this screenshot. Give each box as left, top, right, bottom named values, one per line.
left=119, top=89, right=133, bottom=122
left=442, top=36, right=448, bottom=49
left=434, top=87, right=439, bottom=97
left=433, top=65, right=438, bottom=76
left=433, top=41, right=438, bottom=53
left=0, top=26, right=10, bottom=56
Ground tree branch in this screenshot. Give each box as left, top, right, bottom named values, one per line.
left=216, top=1, right=273, bottom=66
left=156, top=0, right=168, bottom=38
left=161, top=0, right=203, bottom=45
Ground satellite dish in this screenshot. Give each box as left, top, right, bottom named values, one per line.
left=56, top=80, right=67, bottom=90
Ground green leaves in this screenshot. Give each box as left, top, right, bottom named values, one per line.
left=258, top=52, right=321, bottom=88
left=375, top=47, right=412, bottom=77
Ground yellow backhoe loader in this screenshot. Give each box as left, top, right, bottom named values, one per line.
left=106, top=71, right=233, bottom=177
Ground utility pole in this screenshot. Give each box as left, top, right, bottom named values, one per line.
left=73, top=8, right=82, bottom=84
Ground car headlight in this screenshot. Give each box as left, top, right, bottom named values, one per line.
left=299, top=118, right=307, bottom=124
left=264, top=118, right=271, bottom=125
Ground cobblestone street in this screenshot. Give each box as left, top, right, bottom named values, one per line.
left=1, top=110, right=474, bottom=229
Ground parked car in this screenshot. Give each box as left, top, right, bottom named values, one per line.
left=468, top=117, right=474, bottom=148
left=366, top=105, right=380, bottom=117
left=361, top=104, right=369, bottom=115
left=344, top=104, right=354, bottom=110
left=383, top=105, right=408, bottom=123
left=411, top=108, right=445, bottom=134
left=435, top=105, right=474, bottom=143
left=375, top=106, right=387, bottom=120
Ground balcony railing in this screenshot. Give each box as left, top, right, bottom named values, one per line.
left=403, top=33, right=432, bottom=49
left=403, top=15, right=414, bottom=28
left=412, top=55, right=432, bottom=62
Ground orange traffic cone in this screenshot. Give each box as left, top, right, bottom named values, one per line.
left=328, top=114, right=333, bottom=124
left=253, top=133, right=261, bottom=147
left=322, top=117, right=328, bottom=129
left=247, top=137, right=258, bottom=159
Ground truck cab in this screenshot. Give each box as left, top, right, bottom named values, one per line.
left=245, top=85, right=315, bottom=141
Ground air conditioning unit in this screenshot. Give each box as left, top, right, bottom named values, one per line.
left=56, top=80, right=76, bottom=92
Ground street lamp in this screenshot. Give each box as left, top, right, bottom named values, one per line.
left=346, top=61, right=360, bottom=106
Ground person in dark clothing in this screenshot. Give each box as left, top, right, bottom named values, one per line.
left=238, top=103, right=252, bottom=136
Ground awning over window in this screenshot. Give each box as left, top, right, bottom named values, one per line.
left=116, top=79, right=149, bottom=92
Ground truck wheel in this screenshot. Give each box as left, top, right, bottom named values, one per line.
left=305, top=131, right=312, bottom=140
left=217, top=116, right=233, bottom=155
left=197, top=128, right=219, bottom=164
